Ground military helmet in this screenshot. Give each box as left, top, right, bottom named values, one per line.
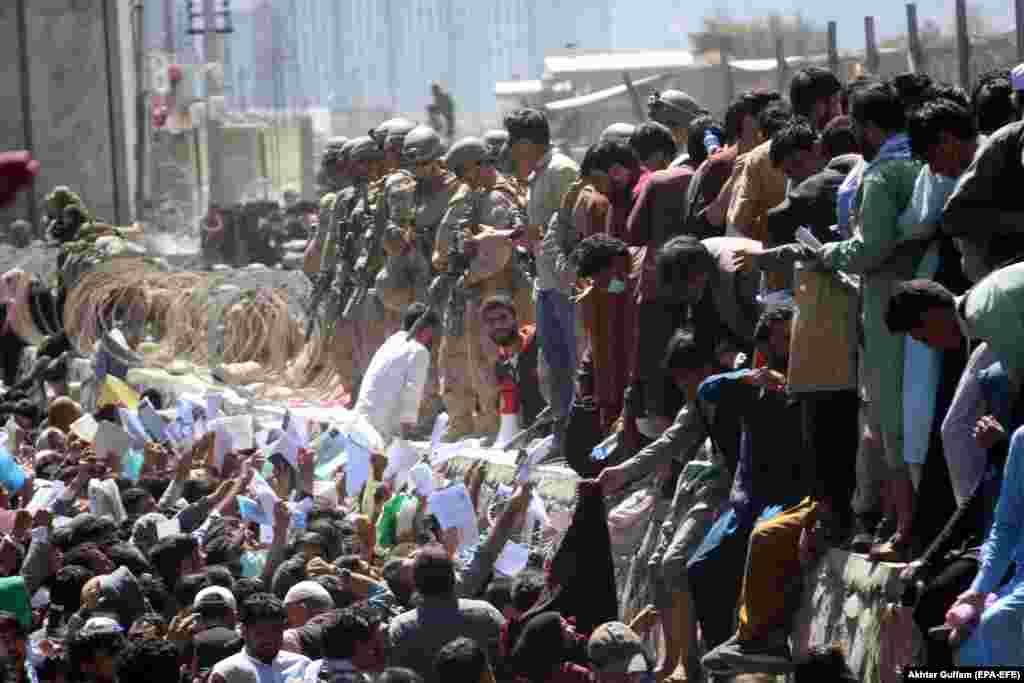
left=444, top=137, right=487, bottom=174
left=348, top=135, right=385, bottom=162
left=402, top=125, right=445, bottom=164
left=648, top=89, right=705, bottom=128
left=339, top=138, right=357, bottom=161
left=321, top=136, right=349, bottom=166
left=600, top=122, right=636, bottom=144
left=372, top=117, right=418, bottom=148
left=481, top=130, right=509, bottom=161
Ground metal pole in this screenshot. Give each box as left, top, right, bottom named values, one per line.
left=203, top=0, right=226, bottom=209
left=906, top=4, right=925, bottom=74
left=827, top=21, right=840, bottom=78
left=163, top=0, right=174, bottom=52
left=864, top=16, right=880, bottom=75
left=15, top=0, right=37, bottom=232
left=955, top=0, right=971, bottom=89
left=134, top=0, right=149, bottom=221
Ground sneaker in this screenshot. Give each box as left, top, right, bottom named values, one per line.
left=700, top=632, right=793, bottom=677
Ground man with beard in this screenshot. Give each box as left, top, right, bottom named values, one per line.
left=480, top=295, right=548, bottom=431
left=210, top=594, right=310, bottom=683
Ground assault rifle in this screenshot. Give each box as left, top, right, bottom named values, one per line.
left=341, top=183, right=386, bottom=320
left=305, top=193, right=350, bottom=341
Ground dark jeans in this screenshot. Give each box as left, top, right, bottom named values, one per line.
left=686, top=504, right=783, bottom=650
left=913, top=556, right=978, bottom=668
left=802, top=390, right=859, bottom=532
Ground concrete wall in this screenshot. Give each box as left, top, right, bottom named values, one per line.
left=0, top=0, right=131, bottom=231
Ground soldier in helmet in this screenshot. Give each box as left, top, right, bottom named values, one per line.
left=375, top=124, right=459, bottom=431
left=372, top=118, right=418, bottom=177
left=647, top=89, right=707, bottom=167
left=431, top=137, right=536, bottom=442
left=316, top=136, right=351, bottom=199
left=326, top=135, right=398, bottom=394
left=600, top=122, right=637, bottom=145
left=307, top=139, right=355, bottom=279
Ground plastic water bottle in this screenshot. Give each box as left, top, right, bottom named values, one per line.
left=703, top=129, right=722, bottom=155
left=0, top=447, right=26, bottom=495
left=591, top=443, right=610, bottom=462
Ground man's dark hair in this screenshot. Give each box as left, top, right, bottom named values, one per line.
left=239, top=593, right=287, bottom=625
left=204, top=564, right=236, bottom=591
left=63, top=543, right=110, bottom=575
left=106, top=542, right=151, bottom=576
left=435, top=637, right=489, bottom=683
left=724, top=91, right=782, bottom=142
left=629, top=121, right=677, bottom=164
left=908, top=99, right=976, bottom=160
left=503, top=109, right=551, bottom=147
left=971, top=69, right=1015, bottom=135
left=511, top=571, right=545, bottom=613
left=754, top=305, right=796, bottom=343
left=204, top=534, right=243, bottom=568
left=137, top=573, right=170, bottom=616
left=232, top=577, right=265, bottom=607
left=377, top=668, right=425, bottom=683
left=121, top=488, right=152, bottom=517
left=322, top=608, right=372, bottom=659
left=769, top=118, right=818, bottom=168
left=789, top=67, right=842, bottom=122
left=52, top=564, right=96, bottom=613
left=821, top=116, right=859, bottom=158
left=885, top=279, right=956, bottom=333
left=850, top=82, right=906, bottom=133
left=116, top=638, right=179, bottom=683
left=271, top=556, right=308, bottom=600
left=931, top=83, right=970, bottom=109
left=483, top=578, right=513, bottom=613
left=662, top=330, right=712, bottom=372
left=571, top=234, right=629, bottom=279
left=139, top=388, right=163, bottom=410
left=480, top=294, right=517, bottom=320
left=173, top=573, right=208, bottom=611
left=68, top=627, right=126, bottom=677
left=401, top=303, right=440, bottom=332
left=656, top=236, right=714, bottom=292
left=757, top=101, right=794, bottom=139
left=794, top=644, right=858, bottom=683
left=579, top=140, right=636, bottom=178
left=412, top=543, right=456, bottom=598
left=687, top=115, right=723, bottom=166
left=314, top=574, right=357, bottom=609
left=891, top=72, right=935, bottom=112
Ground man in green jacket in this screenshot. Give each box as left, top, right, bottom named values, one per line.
left=811, top=82, right=925, bottom=559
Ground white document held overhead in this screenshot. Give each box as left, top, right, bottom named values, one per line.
left=210, top=415, right=254, bottom=469
left=427, top=483, right=479, bottom=551
left=382, top=439, right=419, bottom=487
left=494, top=542, right=531, bottom=577
left=25, top=480, right=65, bottom=514
left=70, top=414, right=99, bottom=443
left=156, top=516, right=181, bottom=539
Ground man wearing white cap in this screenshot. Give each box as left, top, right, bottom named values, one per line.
left=587, top=621, right=653, bottom=683
left=281, top=580, right=335, bottom=654
left=194, top=585, right=238, bottom=631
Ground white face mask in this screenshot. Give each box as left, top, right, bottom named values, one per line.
left=607, top=278, right=626, bottom=295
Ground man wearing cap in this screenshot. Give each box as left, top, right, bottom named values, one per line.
left=648, top=89, right=706, bottom=168
left=316, top=137, right=351, bottom=200
left=588, top=621, right=653, bottom=683
left=194, top=585, right=238, bottom=630
left=600, top=123, right=636, bottom=146
left=432, top=136, right=534, bottom=442
left=210, top=593, right=310, bottom=683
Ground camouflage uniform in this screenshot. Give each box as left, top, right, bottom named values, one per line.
left=434, top=172, right=534, bottom=439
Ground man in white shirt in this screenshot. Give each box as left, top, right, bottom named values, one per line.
left=354, top=303, right=441, bottom=443
left=210, top=593, right=311, bottom=683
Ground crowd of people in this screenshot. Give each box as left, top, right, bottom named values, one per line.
left=2, top=60, right=1024, bottom=683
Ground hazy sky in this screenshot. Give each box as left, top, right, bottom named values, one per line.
left=610, top=0, right=1014, bottom=52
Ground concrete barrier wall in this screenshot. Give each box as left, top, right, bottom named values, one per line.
left=0, top=0, right=130, bottom=230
